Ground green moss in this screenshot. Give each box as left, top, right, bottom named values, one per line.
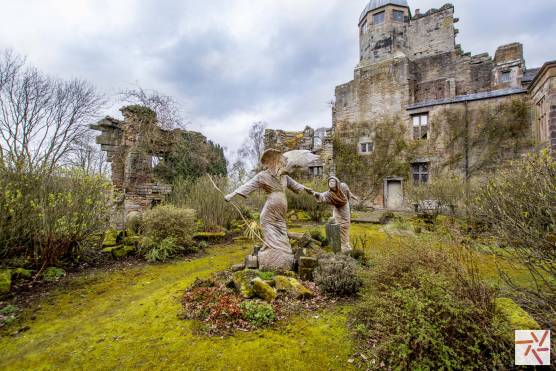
left=193, top=231, right=227, bottom=241
left=257, top=271, right=275, bottom=280
left=495, top=297, right=540, bottom=342
left=232, top=270, right=257, bottom=298
left=0, top=241, right=354, bottom=370
left=251, top=278, right=277, bottom=302
left=102, top=229, right=119, bottom=247
left=13, top=268, right=32, bottom=280
left=275, top=276, right=314, bottom=299
left=42, top=267, right=65, bottom=282
left=0, top=269, right=12, bottom=294
left=122, top=235, right=141, bottom=247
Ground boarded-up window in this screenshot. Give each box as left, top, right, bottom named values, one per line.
left=392, top=10, right=404, bottom=22
left=412, top=113, right=429, bottom=140
left=411, top=163, right=429, bottom=184
left=373, top=11, right=385, bottom=25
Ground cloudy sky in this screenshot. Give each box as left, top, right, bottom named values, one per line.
left=0, top=0, right=555, bottom=159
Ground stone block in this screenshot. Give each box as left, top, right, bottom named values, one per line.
left=244, top=255, right=259, bottom=269
left=326, top=223, right=341, bottom=253
left=231, top=263, right=245, bottom=272
left=250, top=277, right=277, bottom=302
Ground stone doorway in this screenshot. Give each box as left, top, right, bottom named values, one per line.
left=384, top=178, right=403, bottom=210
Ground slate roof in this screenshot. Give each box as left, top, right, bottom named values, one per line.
left=406, top=87, right=527, bottom=110
left=522, top=68, right=541, bottom=83
left=359, top=0, right=409, bottom=24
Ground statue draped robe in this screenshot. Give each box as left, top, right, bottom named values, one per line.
left=233, top=170, right=304, bottom=270
left=313, top=177, right=355, bottom=253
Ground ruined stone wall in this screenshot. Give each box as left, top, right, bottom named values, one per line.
left=406, top=4, right=456, bottom=59
left=92, top=106, right=187, bottom=228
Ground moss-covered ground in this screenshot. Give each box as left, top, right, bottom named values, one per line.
left=0, top=220, right=542, bottom=370
left=0, top=241, right=354, bottom=370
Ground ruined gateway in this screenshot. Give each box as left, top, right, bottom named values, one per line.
left=265, top=0, right=556, bottom=209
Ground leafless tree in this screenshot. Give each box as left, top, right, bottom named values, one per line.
left=0, top=49, right=106, bottom=175
left=118, top=85, right=186, bottom=130
left=65, top=132, right=110, bottom=175
left=238, top=121, right=266, bottom=172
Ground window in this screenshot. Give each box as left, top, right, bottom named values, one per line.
left=392, top=10, right=404, bottom=22
left=412, top=113, right=429, bottom=140
left=360, top=142, right=374, bottom=153
left=361, top=21, right=368, bottom=34
left=373, top=11, right=385, bottom=25
left=411, top=163, right=429, bottom=184
left=309, top=166, right=323, bottom=177
left=500, top=71, right=511, bottom=83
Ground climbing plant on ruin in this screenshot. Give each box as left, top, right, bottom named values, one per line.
left=334, top=117, right=409, bottom=203
left=438, top=98, right=531, bottom=179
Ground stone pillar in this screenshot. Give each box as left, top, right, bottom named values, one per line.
left=326, top=222, right=341, bottom=253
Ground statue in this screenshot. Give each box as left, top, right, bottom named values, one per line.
left=305, top=176, right=358, bottom=253
left=225, top=149, right=306, bottom=271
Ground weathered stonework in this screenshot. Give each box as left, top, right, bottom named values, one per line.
left=267, top=1, right=556, bottom=209
left=91, top=106, right=211, bottom=228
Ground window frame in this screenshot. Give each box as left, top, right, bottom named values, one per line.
left=500, top=70, right=511, bottom=83
left=373, top=11, right=385, bottom=25
left=411, top=162, right=429, bottom=184
left=412, top=113, right=429, bottom=140
left=392, top=9, right=405, bottom=23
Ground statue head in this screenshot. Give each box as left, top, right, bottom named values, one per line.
left=328, top=176, right=338, bottom=191
left=261, top=149, right=287, bottom=176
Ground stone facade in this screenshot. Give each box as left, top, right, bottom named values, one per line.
left=91, top=106, right=207, bottom=228
left=266, top=1, right=556, bottom=209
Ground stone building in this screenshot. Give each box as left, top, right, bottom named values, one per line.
left=266, top=0, right=556, bottom=209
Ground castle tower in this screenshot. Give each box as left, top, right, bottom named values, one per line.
left=358, top=0, right=411, bottom=64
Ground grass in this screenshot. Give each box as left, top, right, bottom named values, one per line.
left=0, top=218, right=546, bottom=370
left=0, top=242, right=354, bottom=370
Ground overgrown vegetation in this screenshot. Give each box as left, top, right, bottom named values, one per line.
left=351, top=242, right=512, bottom=369
left=334, top=117, right=408, bottom=203
left=0, top=169, right=111, bottom=267
left=467, top=151, right=556, bottom=323
left=286, top=179, right=330, bottom=222
left=314, top=253, right=362, bottom=297
left=140, top=205, right=196, bottom=256
left=439, top=98, right=531, bottom=178
left=170, top=175, right=238, bottom=230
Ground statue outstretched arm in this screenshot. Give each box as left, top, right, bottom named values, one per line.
left=286, top=175, right=305, bottom=194
left=225, top=172, right=263, bottom=201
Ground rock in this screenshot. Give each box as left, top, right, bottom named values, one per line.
left=325, top=223, right=341, bottom=253
left=244, top=255, right=259, bottom=269
left=102, top=229, right=123, bottom=247
left=0, top=269, right=12, bottom=294
left=378, top=211, right=395, bottom=225
left=274, top=276, right=315, bottom=299
left=298, top=257, right=318, bottom=281
left=495, top=297, right=540, bottom=342
left=232, top=270, right=258, bottom=298
left=298, top=233, right=313, bottom=248
left=231, top=263, right=245, bottom=272
left=13, top=268, right=32, bottom=279
left=274, top=275, right=293, bottom=291
left=287, top=232, right=305, bottom=240
left=122, top=235, right=141, bottom=247
left=43, top=267, right=65, bottom=282
left=102, top=245, right=135, bottom=259
left=250, top=277, right=277, bottom=302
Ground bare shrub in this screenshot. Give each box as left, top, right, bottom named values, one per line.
left=141, top=205, right=196, bottom=249
left=170, top=175, right=238, bottom=229
left=467, top=150, right=555, bottom=320
left=314, top=253, right=362, bottom=297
